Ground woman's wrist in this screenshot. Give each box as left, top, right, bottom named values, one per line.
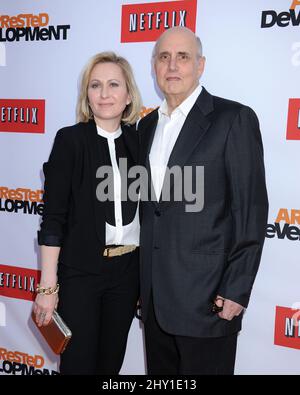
left=36, top=283, right=59, bottom=295
left=39, top=276, right=57, bottom=289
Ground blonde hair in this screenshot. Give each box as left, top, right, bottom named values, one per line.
left=77, top=52, right=142, bottom=124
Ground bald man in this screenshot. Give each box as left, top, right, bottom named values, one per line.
left=138, top=27, right=268, bottom=375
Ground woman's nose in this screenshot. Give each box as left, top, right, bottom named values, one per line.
left=100, top=85, right=109, bottom=98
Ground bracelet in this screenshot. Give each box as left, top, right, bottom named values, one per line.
left=36, top=283, right=59, bottom=295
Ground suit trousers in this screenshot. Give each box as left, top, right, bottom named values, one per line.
left=144, top=293, right=238, bottom=375
left=57, top=249, right=139, bottom=375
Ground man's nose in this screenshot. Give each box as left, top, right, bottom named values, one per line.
left=168, top=56, right=178, bottom=71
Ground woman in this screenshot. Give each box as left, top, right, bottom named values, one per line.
left=33, top=52, right=142, bottom=374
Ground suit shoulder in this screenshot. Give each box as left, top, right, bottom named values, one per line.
left=213, top=96, right=255, bottom=115
left=212, top=95, right=258, bottom=123
left=56, top=122, right=87, bottom=140
left=50, top=122, right=91, bottom=157
left=213, top=95, right=245, bottom=113
left=138, top=109, right=158, bottom=131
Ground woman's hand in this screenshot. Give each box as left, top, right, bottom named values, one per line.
left=33, top=292, right=59, bottom=327
left=34, top=246, right=60, bottom=326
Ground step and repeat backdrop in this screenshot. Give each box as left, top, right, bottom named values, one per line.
left=0, top=0, right=299, bottom=375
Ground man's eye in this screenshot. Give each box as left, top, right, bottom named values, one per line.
left=178, top=54, right=189, bottom=60
left=159, top=54, right=169, bottom=61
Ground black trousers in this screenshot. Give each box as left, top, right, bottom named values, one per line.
left=57, top=249, right=139, bottom=375
left=144, top=294, right=238, bottom=375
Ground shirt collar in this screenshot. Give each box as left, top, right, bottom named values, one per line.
left=96, top=125, right=122, bottom=140
left=158, top=84, right=202, bottom=118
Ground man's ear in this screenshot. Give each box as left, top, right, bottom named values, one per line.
left=198, top=56, right=206, bottom=78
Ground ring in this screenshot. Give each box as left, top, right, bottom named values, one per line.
left=39, top=312, right=46, bottom=319
left=212, top=303, right=223, bottom=313
left=215, top=297, right=225, bottom=302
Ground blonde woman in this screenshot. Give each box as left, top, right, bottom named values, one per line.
left=33, top=52, right=142, bottom=374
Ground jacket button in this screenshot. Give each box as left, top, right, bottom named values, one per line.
left=155, top=209, right=161, bottom=217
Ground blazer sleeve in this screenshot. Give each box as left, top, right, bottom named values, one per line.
left=37, top=129, right=74, bottom=246
left=217, top=106, right=269, bottom=308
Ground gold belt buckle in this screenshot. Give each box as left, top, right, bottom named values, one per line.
left=103, top=245, right=136, bottom=258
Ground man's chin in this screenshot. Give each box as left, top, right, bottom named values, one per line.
left=164, top=86, right=183, bottom=95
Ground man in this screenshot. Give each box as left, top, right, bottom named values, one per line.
left=138, top=27, right=268, bottom=375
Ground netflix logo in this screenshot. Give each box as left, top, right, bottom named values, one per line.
left=0, top=99, right=45, bottom=134
left=0, top=264, right=40, bottom=302
left=121, top=0, right=197, bottom=43
left=286, top=98, right=300, bottom=140
left=274, top=306, right=300, bottom=350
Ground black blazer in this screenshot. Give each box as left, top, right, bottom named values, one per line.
left=38, top=119, right=138, bottom=274
left=138, top=87, right=269, bottom=338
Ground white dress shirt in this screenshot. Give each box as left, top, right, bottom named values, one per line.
left=149, top=84, right=202, bottom=201
left=96, top=125, right=139, bottom=246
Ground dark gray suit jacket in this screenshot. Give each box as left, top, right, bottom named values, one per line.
left=138, top=87, right=269, bottom=338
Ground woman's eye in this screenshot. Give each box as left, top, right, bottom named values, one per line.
left=91, top=83, right=99, bottom=89
left=110, top=82, right=119, bottom=87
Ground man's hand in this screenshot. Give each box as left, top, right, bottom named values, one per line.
left=214, top=295, right=244, bottom=321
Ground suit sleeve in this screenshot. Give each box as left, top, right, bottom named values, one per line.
left=37, top=129, right=74, bottom=246
left=218, top=106, right=269, bottom=308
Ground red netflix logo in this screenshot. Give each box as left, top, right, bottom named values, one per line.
left=121, top=0, right=197, bottom=43
left=0, top=264, right=40, bottom=302
left=274, top=306, right=300, bottom=350
left=286, top=98, right=300, bottom=140
left=0, top=99, right=45, bottom=133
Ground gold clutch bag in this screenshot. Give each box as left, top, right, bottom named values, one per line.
left=32, top=310, right=72, bottom=354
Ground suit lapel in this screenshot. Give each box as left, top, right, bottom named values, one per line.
left=160, top=87, right=214, bottom=207
left=139, top=88, right=214, bottom=209
left=167, top=92, right=212, bottom=170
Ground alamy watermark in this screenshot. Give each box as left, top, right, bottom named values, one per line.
left=96, top=160, right=204, bottom=213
